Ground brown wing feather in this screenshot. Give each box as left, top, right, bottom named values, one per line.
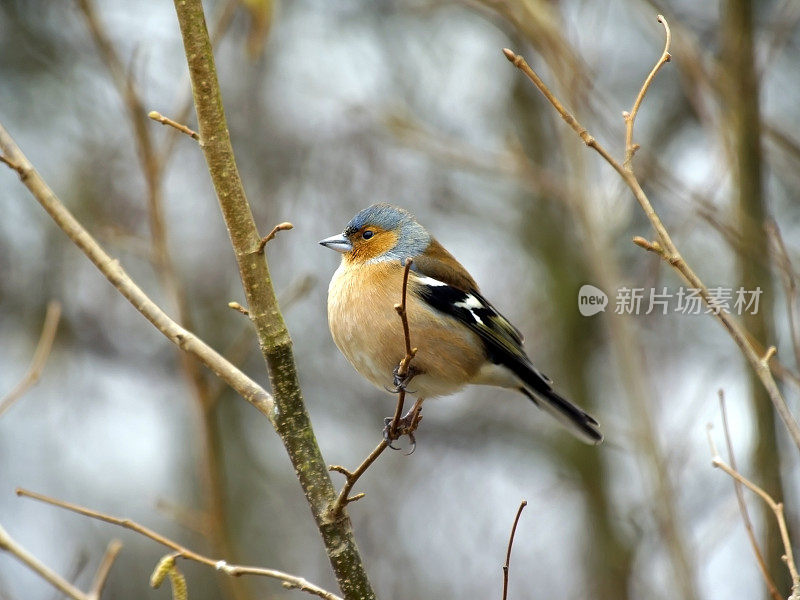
left=411, top=238, right=478, bottom=292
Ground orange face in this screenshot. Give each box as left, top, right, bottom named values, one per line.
left=344, top=225, right=399, bottom=264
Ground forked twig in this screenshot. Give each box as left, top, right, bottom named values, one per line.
left=717, top=391, right=782, bottom=600
left=257, top=222, right=294, bottom=254
left=706, top=429, right=800, bottom=598
left=16, top=488, right=343, bottom=600
left=502, top=500, right=527, bottom=600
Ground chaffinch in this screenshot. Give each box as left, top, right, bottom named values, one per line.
left=320, top=203, right=602, bottom=444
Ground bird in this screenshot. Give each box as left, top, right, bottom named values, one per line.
left=319, top=203, right=602, bottom=444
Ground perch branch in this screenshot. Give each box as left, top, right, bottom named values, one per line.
left=503, top=15, right=800, bottom=451
left=388, top=258, right=419, bottom=439
left=0, top=300, right=61, bottom=417
left=16, top=489, right=343, bottom=600
left=328, top=259, right=420, bottom=519
left=502, top=500, right=527, bottom=600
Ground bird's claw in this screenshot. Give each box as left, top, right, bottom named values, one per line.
left=382, top=409, right=423, bottom=452
left=389, top=365, right=418, bottom=393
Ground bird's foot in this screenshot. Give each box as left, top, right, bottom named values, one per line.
left=386, top=365, right=419, bottom=394
left=382, top=401, right=424, bottom=454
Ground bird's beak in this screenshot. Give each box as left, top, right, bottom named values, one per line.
left=319, top=233, right=353, bottom=253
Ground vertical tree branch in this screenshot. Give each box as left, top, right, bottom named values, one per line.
left=170, top=2, right=375, bottom=598
left=720, top=0, right=788, bottom=590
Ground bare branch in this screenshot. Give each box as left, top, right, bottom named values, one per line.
left=257, top=222, right=294, bottom=254
left=0, top=121, right=275, bottom=420
left=705, top=429, right=800, bottom=597
left=170, top=1, right=375, bottom=595
left=87, top=540, right=123, bottom=600
left=766, top=219, right=800, bottom=373
left=148, top=111, right=200, bottom=141
left=718, top=391, right=783, bottom=600
left=502, top=500, right=527, bottom=600
left=388, top=258, right=419, bottom=439
left=328, top=441, right=389, bottom=518
left=0, top=300, right=61, bottom=417
left=16, top=489, right=344, bottom=600
left=624, top=15, right=672, bottom=168
left=0, top=521, right=88, bottom=600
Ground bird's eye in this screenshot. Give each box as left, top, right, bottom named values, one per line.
left=362, top=230, right=374, bottom=240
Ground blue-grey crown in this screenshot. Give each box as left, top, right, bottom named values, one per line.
left=344, top=203, right=430, bottom=261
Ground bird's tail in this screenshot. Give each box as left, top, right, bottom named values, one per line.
left=517, top=366, right=603, bottom=445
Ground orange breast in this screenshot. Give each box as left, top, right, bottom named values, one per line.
left=327, top=261, right=486, bottom=398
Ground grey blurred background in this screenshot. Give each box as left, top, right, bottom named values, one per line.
left=1, top=0, right=799, bottom=598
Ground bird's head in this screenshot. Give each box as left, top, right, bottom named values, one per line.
left=319, top=203, right=430, bottom=264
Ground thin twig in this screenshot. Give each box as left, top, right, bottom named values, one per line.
left=624, top=15, right=671, bottom=168
left=766, top=219, right=800, bottom=374
left=0, top=521, right=88, bottom=600
left=87, top=540, right=123, bottom=600
left=327, top=258, right=419, bottom=519
left=718, top=391, right=783, bottom=600
left=503, top=16, right=800, bottom=452
left=501, top=500, right=527, bottom=600
left=0, top=300, right=61, bottom=417
left=257, top=222, right=294, bottom=254
left=16, top=489, right=343, bottom=600
left=705, top=430, right=800, bottom=598
left=148, top=111, right=200, bottom=141
left=328, top=441, right=389, bottom=519
left=389, top=258, right=418, bottom=438
left=228, top=302, right=250, bottom=316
